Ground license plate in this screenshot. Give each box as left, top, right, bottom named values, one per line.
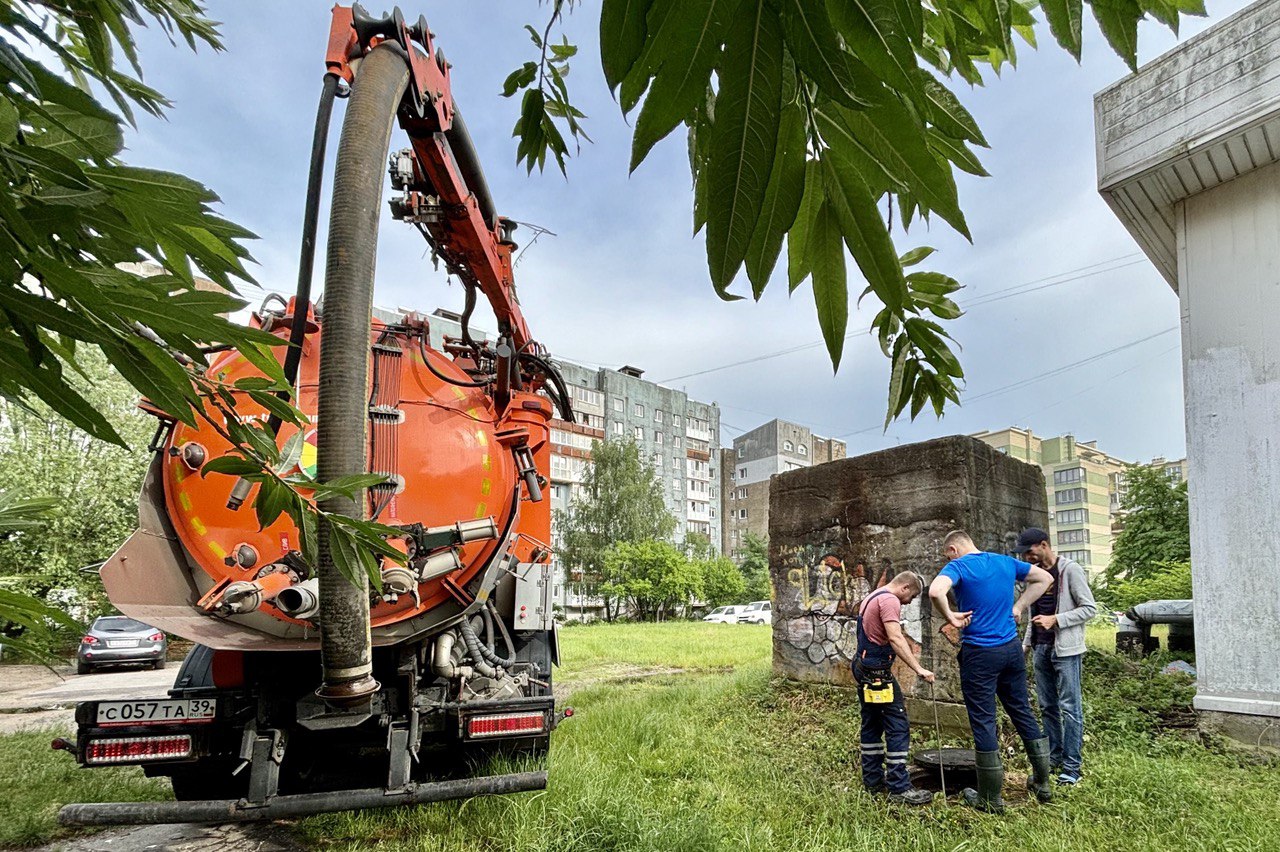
left=96, top=699, right=216, bottom=726
left=107, top=639, right=139, bottom=648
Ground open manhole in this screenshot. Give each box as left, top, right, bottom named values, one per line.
left=913, top=748, right=977, bottom=790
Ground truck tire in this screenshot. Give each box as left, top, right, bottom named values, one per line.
left=171, top=644, right=214, bottom=691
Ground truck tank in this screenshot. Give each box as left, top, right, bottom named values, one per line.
left=56, top=5, right=572, bottom=825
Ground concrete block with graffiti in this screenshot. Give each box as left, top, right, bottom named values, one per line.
left=768, top=435, right=1048, bottom=705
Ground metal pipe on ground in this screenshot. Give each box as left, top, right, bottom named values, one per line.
left=58, top=771, right=548, bottom=826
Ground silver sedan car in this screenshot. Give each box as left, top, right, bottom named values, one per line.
left=75, top=616, right=167, bottom=674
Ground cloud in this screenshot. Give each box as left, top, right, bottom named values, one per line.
left=117, top=0, right=1249, bottom=466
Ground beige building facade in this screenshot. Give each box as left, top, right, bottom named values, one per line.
left=720, top=419, right=846, bottom=559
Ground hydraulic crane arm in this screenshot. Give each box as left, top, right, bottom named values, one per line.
left=324, top=4, right=531, bottom=349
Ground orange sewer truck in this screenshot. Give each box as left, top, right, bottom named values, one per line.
left=54, top=5, right=572, bottom=825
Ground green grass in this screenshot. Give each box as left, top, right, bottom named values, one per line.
left=4, top=622, right=1278, bottom=851
left=555, top=620, right=770, bottom=686
left=0, top=729, right=170, bottom=848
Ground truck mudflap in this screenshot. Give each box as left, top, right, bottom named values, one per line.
left=57, top=770, right=548, bottom=826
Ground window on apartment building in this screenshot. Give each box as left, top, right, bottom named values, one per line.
left=674, top=436, right=681, bottom=449
left=634, top=402, right=644, bottom=417
left=783, top=440, right=793, bottom=451
left=653, top=453, right=664, bottom=469
left=612, top=421, right=623, bottom=436
left=1055, top=488, right=1086, bottom=505
left=633, top=426, right=644, bottom=441
left=655, top=409, right=663, bottom=423
left=1054, top=468, right=1085, bottom=485
left=655, top=430, right=663, bottom=444
left=798, top=444, right=807, bottom=456
left=673, top=415, right=682, bottom=428
left=613, top=398, right=623, bottom=412
left=575, top=386, right=602, bottom=407
left=737, top=487, right=747, bottom=499
left=737, top=447, right=744, bottom=458
left=1061, top=550, right=1091, bottom=565
left=1058, top=528, right=1089, bottom=545
left=739, top=509, right=747, bottom=519
left=1166, top=465, right=1183, bottom=482
left=709, top=507, right=716, bottom=519
left=1057, top=509, right=1087, bottom=525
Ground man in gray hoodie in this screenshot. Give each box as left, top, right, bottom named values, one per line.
left=1015, top=528, right=1096, bottom=786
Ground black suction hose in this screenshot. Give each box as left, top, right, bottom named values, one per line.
left=315, top=46, right=411, bottom=705
left=276, top=73, right=340, bottom=415
left=228, top=73, right=339, bottom=510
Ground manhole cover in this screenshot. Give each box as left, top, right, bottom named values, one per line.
left=915, top=747, right=976, bottom=771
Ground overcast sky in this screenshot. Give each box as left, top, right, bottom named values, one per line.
left=122, top=0, right=1252, bottom=464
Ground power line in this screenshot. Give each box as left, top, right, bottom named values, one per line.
left=830, top=326, right=1179, bottom=439
left=658, top=253, right=1150, bottom=384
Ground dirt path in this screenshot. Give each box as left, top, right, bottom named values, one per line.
left=0, top=665, right=175, bottom=735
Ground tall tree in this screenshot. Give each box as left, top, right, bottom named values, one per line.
left=556, top=438, right=676, bottom=620
left=700, top=555, right=746, bottom=608
left=736, top=532, right=771, bottom=601
left=1107, top=464, right=1191, bottom=585
left=0, top=490, right=79, bottom=662
left=0, top=348, right=153, bottom=617
left=602, top=539, right=699, bottom=621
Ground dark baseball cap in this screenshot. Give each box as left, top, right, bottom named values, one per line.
left=1012, top=528, right=1049, bottom=554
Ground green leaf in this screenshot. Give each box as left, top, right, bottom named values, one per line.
left=884, top=332, right=911, bottom=427
left=776, top=0, right=868, bottom=108
left=277, top=431, right=304, bottom=474
left=978, top=0, right=1017, bottom=66
left=25, top=103, right=124, bottom=160
left=928, top=131, right=989, bottom=177
left=1042, top=0, right=1084, bottom=60
left=601, top=0, right=656, bottom=90
left=200, top=455, right=262, bottom=477
left=809, top=200, right=848, bottom=371
left=915, top=72, right=988, bottom=147
left=744, top=100, right=806, bottom=298
left=818, top=99, right=970, bottom=240
left=826, top=0, right=923, bottom=107
left=787, top=160, right=824, bottom=292
left=904, top=317, right=963, bottom=378
left=821, top=153, right=909, bottom=313
left=255, top=476, right=290, bottom=530
left=501, top=62, right=538, bottom=97
left=1092, top=0, right=1142, bottom=69
left=705, top=0, right=784, bottom=296
left=0, top=97, right=18, bottom=145
left=630, top=0, right=739, bottom=172
left=907, top=270, right=963, bottom=296
left=898, top=246, right=935, bottom=267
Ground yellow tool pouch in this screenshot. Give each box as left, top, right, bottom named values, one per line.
left=862, top=680, right=894, bottom=704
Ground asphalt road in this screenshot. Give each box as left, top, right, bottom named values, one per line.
left=0, top=665, right=177, bottom=735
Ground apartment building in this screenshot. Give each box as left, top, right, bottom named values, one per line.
left=719, top=419, right=846, bottom=559
left=545, top=362, right=722, bottom=619
left=971, top=427, right=1151, bottom=575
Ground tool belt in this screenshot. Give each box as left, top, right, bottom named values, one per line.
left=854, top=661, right=896, bottom=704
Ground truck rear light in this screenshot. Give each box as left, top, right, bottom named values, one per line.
left=85, top=735, right=192, bottom=765
left=465, top=711, right=546, bottom=739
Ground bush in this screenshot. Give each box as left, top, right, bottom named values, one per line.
left=1100, top=561, right=1192, bottom=611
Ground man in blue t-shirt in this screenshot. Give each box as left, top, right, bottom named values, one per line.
left=928, top=529, right=1054, bottom=813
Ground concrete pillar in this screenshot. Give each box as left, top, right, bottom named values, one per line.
left=768, top=436, right=1048, bottom=710
left=1097, top=0, right=1280, bottom=741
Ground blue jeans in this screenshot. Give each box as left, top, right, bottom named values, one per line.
left=1033, top=645, right=1084, bottom=776
left=958, top=639, right=1044, bottom=752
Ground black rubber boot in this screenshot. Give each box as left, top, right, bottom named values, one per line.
left=887, top=787, right=934, bottom=806
left=960, top=750, right=1006, bottom=814
left=1024, top=736, right=1054, bottom=803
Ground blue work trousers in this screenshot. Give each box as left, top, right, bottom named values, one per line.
left=857, top=668, right=911, bottom=793
left=1033, top=645, right=1084, bottom=775
left=958, top=638, right=1044, bottom=752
